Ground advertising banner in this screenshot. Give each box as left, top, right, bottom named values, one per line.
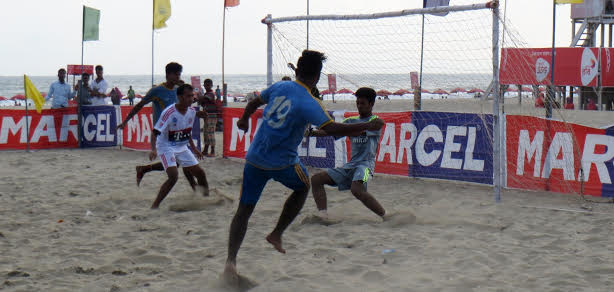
left=0, top=108, right=79, bottom=150
left=506, top=115, right=614, bottom=197
left=80, top=106, right=118, bottom=148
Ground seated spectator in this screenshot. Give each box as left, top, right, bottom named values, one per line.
left=535, top=93, right=545, bottom=108
left=564, top=97, right=574, bottom=109
left=586, top=98, right=598, bottom=110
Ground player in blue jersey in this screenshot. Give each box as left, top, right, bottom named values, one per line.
left=223, top=50, right=385, bottom=283
left=116, top=62, right=205, bottom=189
left=309, top=87, right=386, bottom=220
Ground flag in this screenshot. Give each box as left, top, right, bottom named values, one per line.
left=555, top=0, right=583, bottom=3
left=24, top=75, right=44, bottom=113
left=154, top=0, right=172, bottom=29
left=83, top=6, right=100, bottom=41
left=225, top=0, right=240, bottom=7
left=423, top=0, right=450, bottom=16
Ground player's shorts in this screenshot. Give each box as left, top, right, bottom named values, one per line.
left=327, top=164, right=373, bottom=191
left=158, top=147, right=199, bottom=170
left=240, top=162, right=309, bottom=205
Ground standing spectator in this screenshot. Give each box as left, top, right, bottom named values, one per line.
left=215, top=85, right=222, bottom=100
left=110, top=87, right=121, bottom=105
left=74, top=73, right=92, bottom=105
left=90, top=65, right=108, bottom=105
left=46, top=68, right=73, bottom=109
left=127, top=85, right=136, bottom=106
left=198, top=78, right=219, bottom=157
left=564, top=97, right=574, bottom=109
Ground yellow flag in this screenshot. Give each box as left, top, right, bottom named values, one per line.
left=24, top=75, right=45, bottom=113
left=153, top=0, right=171, bottom=29
left=554, top=0, right=583, bottom=3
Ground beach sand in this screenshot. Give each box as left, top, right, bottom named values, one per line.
left=1, top=99, right=614, bottom=291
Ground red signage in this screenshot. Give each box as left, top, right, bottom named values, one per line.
left=499, top=47, right=614, bottom=86
left=67, top=65, right=94, bottom=75
left=327, top=74, right=337, bottom=92
left=191, top=76, right=202, bottom=94
left=120, top=106, right=153, bottom=151
left=0, top=108, right=79, bottom=150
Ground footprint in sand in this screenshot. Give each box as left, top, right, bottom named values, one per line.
left=381, top=210, right=417, bottom=227
left=168, top=189, right=233, bottom=212
left=301, top=214, right=342, bottom=226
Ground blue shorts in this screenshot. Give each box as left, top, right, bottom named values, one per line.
left=240, top=162, right=310, bottom=205
left=327, top=164, right=372, bottom=191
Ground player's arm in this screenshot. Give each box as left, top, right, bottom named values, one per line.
left=188, top=135, right=204, bottom=160
left=116, top=95, right=151, bottom=130
left=237, top=96, right=265, bottom=131
left=320, top=119, right=384, bottom=136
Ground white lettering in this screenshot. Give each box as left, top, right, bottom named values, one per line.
left=416, top=125, right=443, bottom=166
left=464, top=127, right=484, bottom=171
left=141, top=114, right=151, bottom=143
left=126, top=115, right=140, bottom=142
left=516, top=130, right=544, bottom=177
left=377, top=123, right=396, bottom=162
left=0, top=116, right=30, bottom=143
left=541, top=132, right=575, bottom=180
left=397, top=123, right=417, bottom=164
left=581, top=134, right=614, bottom=184
left=96, top=113, right=106, bottom=142
left=83, top=114, right=96, bottom=141
left=105, top=113, right=114, bottom=142
left=31, top=115, right=57, bottom=143
left=308, top=137, right=326, bottom=157
left=59, top=114, right=78, bottom=142
left=441, top=126, right=466, bottom=169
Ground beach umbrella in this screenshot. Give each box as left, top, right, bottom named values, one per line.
left=432, top=89, right=448, bottom=95
left=467, top=88, right=483, bottom=93
left=450, top=87, right=466, bottom=93
left=320, top=89, right=333, bottom=95
left=421, top=88, right=431, bottom=93
left=376, top=89, right=392, bottom=96
left=506, top=87, right=518, bottom=92
left=521, top=86, right=532, bottom=92
left=0, top=96, right=7, bottom=101
left=135, top=94, right=143, bottom=98
left=11, top=94, right=25, bottom=100
left=336, top=88, right=353, bottom=94
left=392, top=89, right=410, bottom=95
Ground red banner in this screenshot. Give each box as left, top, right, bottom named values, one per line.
left=120, top=106, right=153, bottom=151
left=0, top=108, right=79, bottom=150
left=328, top=74, right=337, bottom=92
left=67, top=65, right=94, bottom=75
left=499, top=47, right=614, bottom=86
left=223, top=107, right=263, bottom=158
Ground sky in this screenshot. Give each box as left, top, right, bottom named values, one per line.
left=0, top=0, right=576, bottom=76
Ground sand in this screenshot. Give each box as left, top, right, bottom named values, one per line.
left=1, top=98, right=614, bottom=291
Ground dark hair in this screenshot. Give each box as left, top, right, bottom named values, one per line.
left=95, top=65, right=103, bottom=71
left=296, top=50, right=326, bottom=79
left=281, top=76, right=291, bottom=81
left=177, top=84, right=193, bottom=96
left=204, top=78, right=213, bottom=84
left=355, top=87, right=376, bottom=104
left=165, top=62, right=183, bottom=74
left=81, top=73, right=90, bottom=78
left=58, top=68, right=66, bottom=73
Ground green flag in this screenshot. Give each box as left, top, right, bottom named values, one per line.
left=83, top=6, right=100, bottom=41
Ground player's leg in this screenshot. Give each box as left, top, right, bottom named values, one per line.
left=267, top=163, right=310, bottom=253
left=176, top=148, right=203, bottom=191
left=182, top=168, right=197, bottom=191
left=151, top=167, right=178, bottom=209
left=225, top=163, right=269, bottom=281
left=136, top=162, right=164, bottom=187
left=349, top=168, right=385, bottom=217
left=208, top=116, right=217, bottom=156
left=183, top=165, right=209, bottom=196
left=310, top=171, right=336, bottom=211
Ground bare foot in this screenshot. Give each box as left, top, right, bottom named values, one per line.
left=223, top=262, right=239, bottom=286
left=266, top=233, right=286, bottom=254
left=136, top=166, right=144, bottom=187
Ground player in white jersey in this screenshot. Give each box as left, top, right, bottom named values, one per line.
left=150, top=84, right=210, bottom=209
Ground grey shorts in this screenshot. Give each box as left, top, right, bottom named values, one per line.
left=326, top=164, right=372, bottom=191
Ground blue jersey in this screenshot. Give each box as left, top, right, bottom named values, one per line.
left=246, top=81, right=333, bottom=169
left=142, top=84, right=177, bottom=123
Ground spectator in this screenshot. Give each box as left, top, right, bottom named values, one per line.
left=90, top=65, right=108, bottom=105
left=74, top=73, right=92, bottom=105
left=586, top=98, right=598, bottom=110
left=215, top=85, right=222, bottom=100
left=535, top=93, right=545, bottom=108
left=564, top=97, right=574, bottom=109
left=46, top=68, right=73, bottom=109
left=110, top=87, right=121, bottom=105
left=198, top=78, right=219, bottom=157
left=127, top=85, right=135, bottom=106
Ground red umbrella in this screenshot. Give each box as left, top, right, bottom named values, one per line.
left=11, top=94, right=25, bottom=100
left=450, top=87, right=466, bottom=93
left=506, top=87, right=518, bottom=92
left=521, top=86, right=533, bottom=92
left=336, top=88, right=353, bottom=94
left=0, top=96, right=7, bottom=101
left=376, top=89, right=392, bottom=96
left=320, top=89, right=333, bottom=95
left=393, top=89, right=410, bottom=95
left=432, top=89, right=448, bottom=95
left=421, top=89, right=431, bottom=93
left=467, top=88, right=484, bottom=93
left=539, top=87, right=546, bottom=92
left=135, top=94, right=143, bottom=98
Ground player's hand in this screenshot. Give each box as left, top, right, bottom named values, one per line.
left=237, top=118, right=249, bottom=132
left=194, top=149, right=204, bottom=160
left=149, top=150, right=157, bottom=161
left=115, top=122, right=125, bottom=131
left=196, top=110, right=208, bottom=119
left=368, top=118, right=385, bottom=131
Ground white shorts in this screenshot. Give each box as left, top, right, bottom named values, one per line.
left=158, top=148, right=199, bottom=170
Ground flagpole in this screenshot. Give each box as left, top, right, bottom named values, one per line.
left=547, top=2, right=556, bottom=119
left=78, top=5, right=85, bottom=148
left=306, top=0, right=310, bottom=49
left=23, top=75, right=30, bottom=152
left=222, top=4, right=227, bottom=106
left=417, top=13, right=425, bottom=111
